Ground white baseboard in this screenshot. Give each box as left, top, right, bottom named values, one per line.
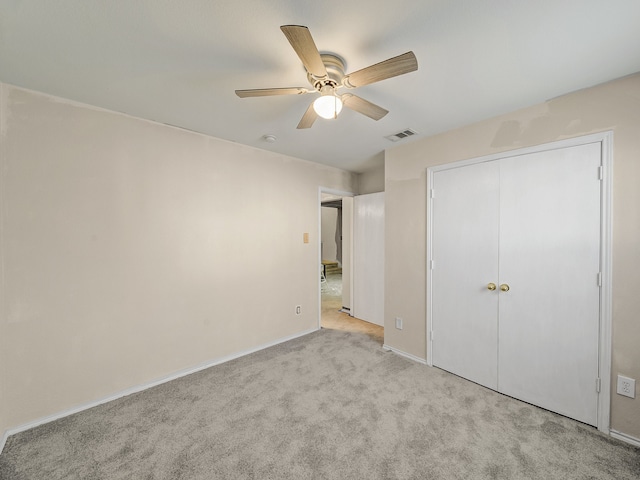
left=0, top=328, right=317, bottom=454
left=610, top=429, right=640, bottom=448
left=382, top=344, right=427, bottom=365
left=0, top=431, right=7, bottom=455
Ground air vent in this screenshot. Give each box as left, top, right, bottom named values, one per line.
left=385, top=128, right=417, bottom=142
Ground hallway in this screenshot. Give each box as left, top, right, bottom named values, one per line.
left=321, top=272, right=384, bottom=343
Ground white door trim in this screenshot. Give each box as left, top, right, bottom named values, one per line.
left=426, top=131, right=613, bottom=433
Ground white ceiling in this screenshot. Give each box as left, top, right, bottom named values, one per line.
left=1, top=1, right=640, bottom=173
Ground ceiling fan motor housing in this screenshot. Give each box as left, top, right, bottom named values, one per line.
left=307, top=53, right=346, bottom=91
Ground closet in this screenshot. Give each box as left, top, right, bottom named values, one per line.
left=429, top=141, right=603, bottom=426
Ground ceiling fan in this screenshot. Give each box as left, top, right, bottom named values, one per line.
left=235, top=25, right=418, bottom=129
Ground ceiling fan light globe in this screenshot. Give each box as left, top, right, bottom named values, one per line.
left=313, top=95, right=343, bottom=119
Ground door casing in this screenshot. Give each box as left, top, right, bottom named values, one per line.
left=426, top=132, right=613, bottom=433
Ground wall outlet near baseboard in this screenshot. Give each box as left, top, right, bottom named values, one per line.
left=617, top=375, right=636, bottom=398
left=395, top=317, right=403, bottom=330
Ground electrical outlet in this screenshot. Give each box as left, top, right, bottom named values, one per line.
left=617, top=375, right=636, bottom=398
left=295, top=305, right=301, bottom=315
left=395, top=317, right=403, bottom=330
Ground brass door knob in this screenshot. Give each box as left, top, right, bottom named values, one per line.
left=487, top=283, right=497, bottom=291
left=500, top=284, right=510, bottom=292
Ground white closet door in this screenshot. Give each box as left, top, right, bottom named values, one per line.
left=431, top=161, right=500, bottom=389
left=353, top=192, right=384, bottom=326
left=430, top=141, right=602, bottom=426
left=498, top=143, right=601, bottom=425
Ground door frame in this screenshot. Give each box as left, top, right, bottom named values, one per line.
left=426, top=131, right=613, bottom=433
left=318, top=187, right=354, bottom=330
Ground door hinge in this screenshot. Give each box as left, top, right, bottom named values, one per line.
left=430, top=189, right=435, bottom=199
left=596, top=377, right=601, bottom=393
left=598, top=166, right=604, bottom=180
left=429, top=260, right=435, bottom=270
left=597, top=272, right=602, bottom=287
left=430, top=330, right=434, bottom=341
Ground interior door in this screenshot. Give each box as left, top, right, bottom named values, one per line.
left=431, top=161, right=500, bottom=389
left=353, top=192, right=384, bottom=326
left=498, top=143, right=601, bottom=425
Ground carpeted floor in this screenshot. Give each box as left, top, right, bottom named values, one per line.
left=1, top=275, right=639, bottom=479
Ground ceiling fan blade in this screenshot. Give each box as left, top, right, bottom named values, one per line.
left=235, top=87, right=309, bottom=98
left=342, top=94, right=388, bottom=121
left=280, top=25, right=328, bottom=79
left=297, top=102, right=318, bottom=129
left=342, top=51, right=418, bottom=88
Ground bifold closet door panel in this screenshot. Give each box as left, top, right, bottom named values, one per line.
left=431, top=161, right=500, bottom=390
left=497, top=143, right=601, bottom=426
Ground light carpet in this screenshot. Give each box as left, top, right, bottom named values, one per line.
left=1, top=326, right=639, bottom=479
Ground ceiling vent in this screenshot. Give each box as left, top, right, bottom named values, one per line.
left=385, top=128, right=417, bottom=142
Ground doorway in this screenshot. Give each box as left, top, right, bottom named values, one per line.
left=319, top=192, right=350, bottom=330
left=320, top=196, right=344, bottom=314
left=319, top=189, right=384, bottom=342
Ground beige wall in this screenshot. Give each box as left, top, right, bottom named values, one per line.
left=384, top=73, right=640, bottom=439
left=0, top=84, right=357, bottom=438
left=357, top=164, right=385, bottom=194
